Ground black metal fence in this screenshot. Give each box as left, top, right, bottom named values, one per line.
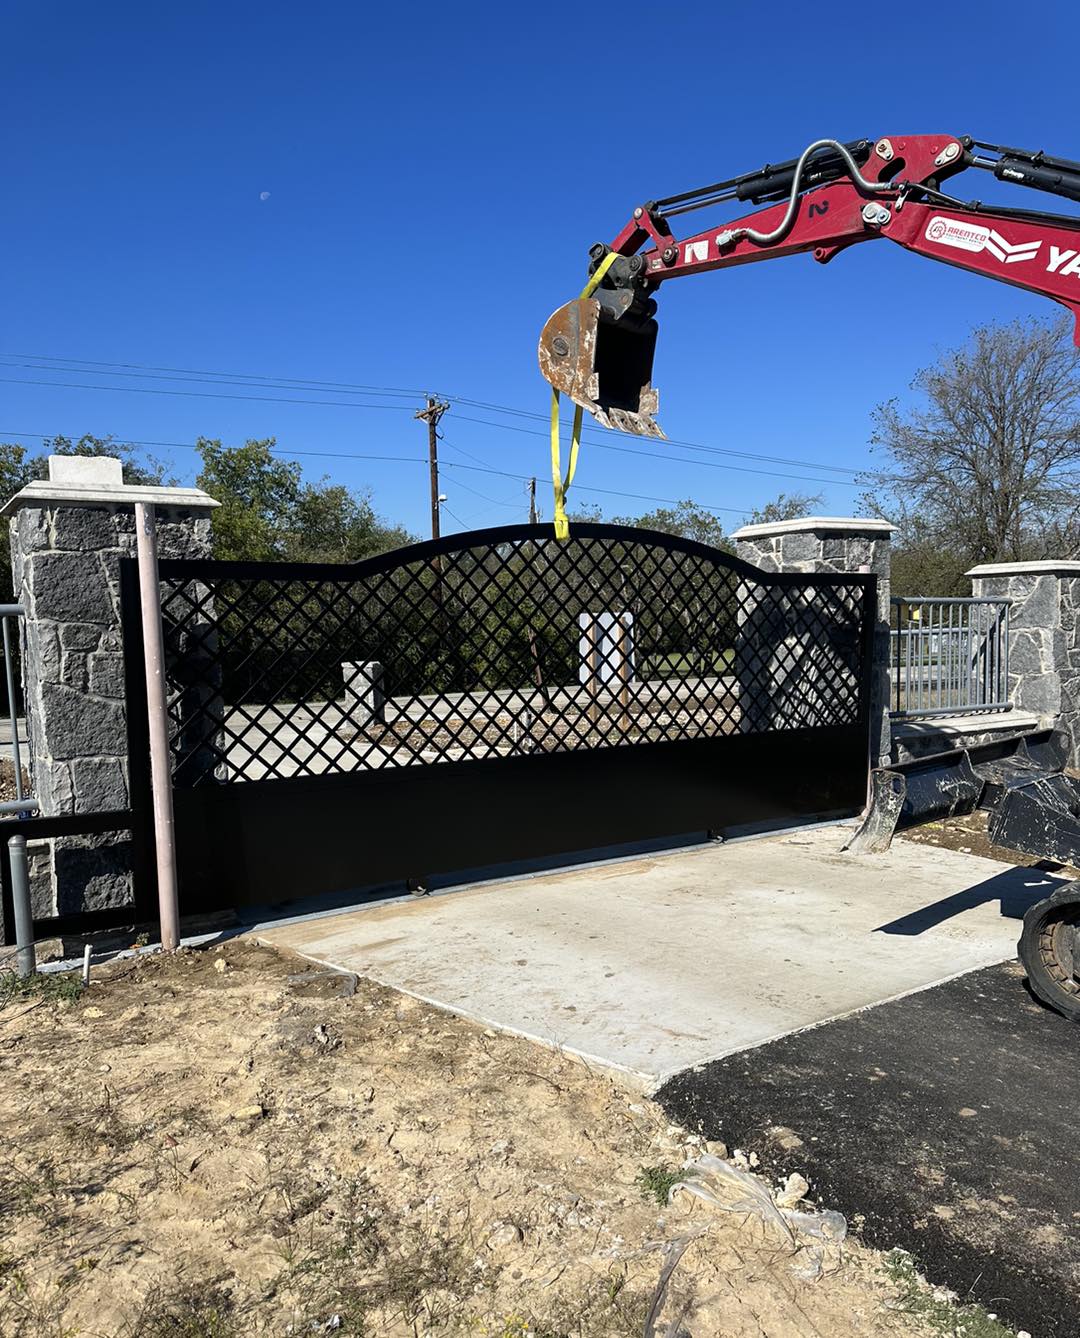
left=156, top=525, right=873, bottom=787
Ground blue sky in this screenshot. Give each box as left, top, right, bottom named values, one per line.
left=4, top=1, right=1077, bottom=536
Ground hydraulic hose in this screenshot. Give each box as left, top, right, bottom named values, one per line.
left=725, top=138, right=893, bottom=248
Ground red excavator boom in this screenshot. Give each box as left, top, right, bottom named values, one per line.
left=538, top=133, right=1080, bottom=436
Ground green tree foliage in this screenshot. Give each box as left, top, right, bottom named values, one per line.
left=574, top=491, right=820, bottom=550
left=194, top=437, right=413, bottom=562
left=569, top=499, right=728, bottom=546
left=611, top=499, right=729, bottom=549
left=31, top=434, right=173, bottom=486
left=0, top=434, right=172, bottom=601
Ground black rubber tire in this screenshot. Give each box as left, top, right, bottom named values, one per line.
left=1019, top=881, right=1080, bottom=1022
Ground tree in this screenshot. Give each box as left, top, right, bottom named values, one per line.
left=861, top=317, right=1080, bottom=591
left=31, top=434, right=173, bottom=486
left=612, top=499, right=729, bottom=549
left=0, top=435, right=175, bottom=602
left=574, top=491, right=822, bottom=549
left=195, top=437, right=304, bottom=561
left=745, top=491, right=821, bottom=526
left=287, top=481, right=413, bottom=563
left=194, top=437, right=413, bottom=561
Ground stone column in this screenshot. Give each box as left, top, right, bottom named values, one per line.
left=731, top=517, right=895, bottom=766
left=967, top=560, right=1080, bottom=764
left=2, top=456, right=218, bottom=917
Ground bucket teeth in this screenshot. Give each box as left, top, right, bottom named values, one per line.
left=538, top=297, right=664, bottom=439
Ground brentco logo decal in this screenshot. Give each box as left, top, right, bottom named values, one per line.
left=924, top=216, right=1080, bottom=277
left=924, top=215, right=1041, bottom=265
left=926, top=214, right=1043, bottom=263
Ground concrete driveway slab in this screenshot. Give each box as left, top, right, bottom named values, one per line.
left=254, top=826, right=1061, bottom=1087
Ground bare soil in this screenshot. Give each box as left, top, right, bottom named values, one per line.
left=0, top=756, right=30, bottom=805
left=899, top=807, right=1080, bottom=877
left=0, top=941, right=940, bottom=1337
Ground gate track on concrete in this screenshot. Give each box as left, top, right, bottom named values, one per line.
left=657, top=961, right=1080, bottom=1338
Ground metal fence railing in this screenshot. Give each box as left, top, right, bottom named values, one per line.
left=890, top=596, right=1011, bottom=718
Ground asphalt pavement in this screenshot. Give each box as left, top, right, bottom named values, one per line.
left=658, top=960, right=1080, bottom=1338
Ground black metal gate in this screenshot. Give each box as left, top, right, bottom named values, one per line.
left=122, top=524, right=876, bottom=914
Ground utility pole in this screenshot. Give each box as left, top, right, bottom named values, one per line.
left=415, top=396, right=449, bottom=540
left=528, top=476, right=538, bottom=525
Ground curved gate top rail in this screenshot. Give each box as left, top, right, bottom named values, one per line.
left=151, top=522, right=875, bottom=789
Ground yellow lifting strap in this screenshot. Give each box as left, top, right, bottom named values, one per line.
left=550, top=250, right=620, bottom=540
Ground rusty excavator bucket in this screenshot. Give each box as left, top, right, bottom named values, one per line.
left=538, top=293, right=663, bottom=438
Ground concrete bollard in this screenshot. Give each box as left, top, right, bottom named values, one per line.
left=342, top=661, right=386, bottom=725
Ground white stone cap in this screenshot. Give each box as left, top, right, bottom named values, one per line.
left=967, top=560, right=1080, bottom=577
left=730, top=516, right=895, bottom=541
left=48, top=454, right=124, bottom=486
left=1, top=480, right=219, bottom=517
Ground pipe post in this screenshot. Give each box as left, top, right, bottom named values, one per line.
left=135, top=503, right=180, bottom=951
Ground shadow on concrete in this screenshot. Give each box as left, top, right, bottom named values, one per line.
left=873, top=865, right=1060, bottom=935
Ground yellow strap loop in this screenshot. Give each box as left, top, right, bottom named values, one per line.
left=551, top=250, right=620, bottom=540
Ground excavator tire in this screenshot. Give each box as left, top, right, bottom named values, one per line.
left=1018, top=880, right=1080, bottom=1022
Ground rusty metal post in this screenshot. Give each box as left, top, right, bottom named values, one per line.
left=135, top=503, right=180, bottom=952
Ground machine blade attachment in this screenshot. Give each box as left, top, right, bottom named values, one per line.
left=538, top=296, right=664, bottom=438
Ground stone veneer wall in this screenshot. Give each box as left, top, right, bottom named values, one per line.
left=968, top=562, right=1080, bottom=766
left=732, top=519, right=894, bottom=767
left=10, top=501, right=212, bottom=916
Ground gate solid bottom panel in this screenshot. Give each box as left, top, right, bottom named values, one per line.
left=170, top=726, right=868, bottom=914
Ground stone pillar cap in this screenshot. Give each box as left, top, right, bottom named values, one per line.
left=967, top=560, right=1080, bottom=577
left=1, top=480, right=219, bottom=517
left=730, top=515, right=895, bottom=541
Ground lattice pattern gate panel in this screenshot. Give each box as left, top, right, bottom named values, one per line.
left=155, top=524, right=873, bottom=788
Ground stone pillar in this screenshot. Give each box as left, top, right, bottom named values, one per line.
left=2, top=456, right=218, bottom=917
left=967, top=560, right=1080, bottom=764
left=731, top=517, right=895, bottom=766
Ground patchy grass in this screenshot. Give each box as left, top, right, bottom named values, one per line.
left=635, top=1163, right=685, bottom=1205
left=0, top=940, right=945, bottom=1337
left=882, top=1249, right=1019, bottom=1337
left=120, top=1280, right=239, bottom=1338
left=0, top=968, right=83, bottom=1008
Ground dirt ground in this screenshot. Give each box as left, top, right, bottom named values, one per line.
left=0, top=757, right=30, bottom=806
left=899, top=806, right=1080, bottom=877
left=0, top=939, right=955, bottom=1338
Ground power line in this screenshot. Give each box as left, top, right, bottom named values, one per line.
left=0, top=352, right=427, bottom=399
left=438, top=500, right=472, bottom=530
left=0, top=351, right=862, bottom=478
left=0, top=369, right=855, bottom=487
left=0, top=359, right=427, bottom=402
left=0, top=429, right=751, bottom=516
left=0, top=377, right=418, bottom=411
left=445, top=393, right=861, bottom=476
left=0, top=429, right=427, bottom=466
left=449, top=412, right=859, bottom=489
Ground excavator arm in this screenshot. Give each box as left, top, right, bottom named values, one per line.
left=539, top=133, right=1080, bottom=436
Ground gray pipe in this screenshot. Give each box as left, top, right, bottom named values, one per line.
left=8, top=834, right=34, bottom=977
left=722, top=138, right=893, bottom=250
